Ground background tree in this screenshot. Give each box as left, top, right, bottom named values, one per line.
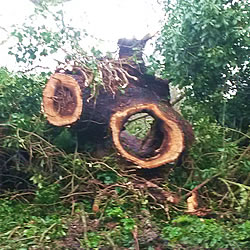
left=151, top=0, right=249, bottom=131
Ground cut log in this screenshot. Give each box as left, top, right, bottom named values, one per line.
left=42, top=63, right=193, bottom=168
left=42, top=38, right=194, bottom=168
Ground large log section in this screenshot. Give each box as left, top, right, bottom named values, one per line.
left=42, top=38, right=194, bottom=168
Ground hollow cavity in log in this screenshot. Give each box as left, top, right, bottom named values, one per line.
left=110, top=103, right=185, bottom=169
left=120, top=112, right=164, bottom=158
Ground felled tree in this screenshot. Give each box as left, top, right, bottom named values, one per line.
left=42, top=38, right=194, bottom=168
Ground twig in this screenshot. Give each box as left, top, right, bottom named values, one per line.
left=10, top=192, right=35, bottom=200
left=39, top=223, right=57, bottom=243
left=7, top=226, right=21, bottom=240
left=0, top=124, right=65, bottom=156
left=80, top=209, right=89, bottom=250
left=60, top=191, right=93, bottom=199
left=132, top=225, right=140, bottom=250
left=105, top=234, right=117, bottom=250
left=93, top=161, right=123, bottom=177
left=170, top=92, right=186, bottom=106
left=218, top=126, right=250, bottom=139
left=183, top=173, right=221, bottom=199
left=17, top=65, right=50, bottom=74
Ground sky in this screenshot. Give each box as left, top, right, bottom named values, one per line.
left=0, top=0, right=164, bottom=71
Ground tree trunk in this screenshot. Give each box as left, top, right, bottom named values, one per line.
left=42, top=60, right=194, bottom=168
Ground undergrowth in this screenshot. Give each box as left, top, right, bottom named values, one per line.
left=0, top=68, right=249, bottom=249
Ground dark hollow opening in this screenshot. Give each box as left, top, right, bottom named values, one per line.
left=53, top=85, right=77, bottom=116
left=119, top=111, right=165, bottom=159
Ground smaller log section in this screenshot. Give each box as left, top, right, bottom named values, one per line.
left=42, top=67, right=93, bottom=126
left=42, top=73, right=82, bottom=126
left=42, top=59, right=194, bottom=168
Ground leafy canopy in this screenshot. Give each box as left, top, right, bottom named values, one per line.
left=153, top=0, right=249, bottom=95
left=150, top=0, right=249, bottom=131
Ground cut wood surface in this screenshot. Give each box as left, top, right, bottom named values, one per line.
left=42, top=73, right=83, bottom=126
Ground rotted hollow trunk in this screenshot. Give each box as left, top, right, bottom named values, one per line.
left=110, top=103, right=193, bottom=168
left=42, top=64, right=194, bottom=168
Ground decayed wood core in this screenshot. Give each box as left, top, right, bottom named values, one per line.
left=110, top=103, right=185, bottom=169
left=53, top=86, right=77, bottom=116
left=42, top=73, right=83, bottom=126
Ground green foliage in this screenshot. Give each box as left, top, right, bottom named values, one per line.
left=104, top=202, right=136, bottom=247
left=0, top=199, right=68, bottom=249
left=34, top=183, right=61, bottom=204
left=106, top=206, right=125, bottom=219
left=154, top=0, right=249, bottom=90
left=189, top=118, right=248, bottom=176
left=0, top=68, right=44, bottom=122
left=8, top=3, right=87, bottom=68
left=97, top=170, right=118, bottom=184
left=168, top=114, right=250, bottom=216
left=162, top=215, right=250, bottom=249
left=7, top=1, right=106, bottom=81
left=152, top=0, right=249, bottom=130
left=52, top=128, right=77, bottom=152
left=149, top=0, right=250, bottom=223
left=86, top=231, right=101, bottom=248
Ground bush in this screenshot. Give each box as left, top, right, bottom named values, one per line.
left=162, top=215, right=250, bottom=249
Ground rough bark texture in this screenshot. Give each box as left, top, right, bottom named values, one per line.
left=43, top=64, right=170, bottom=126
left=42, top=38, right=194, bottom=168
